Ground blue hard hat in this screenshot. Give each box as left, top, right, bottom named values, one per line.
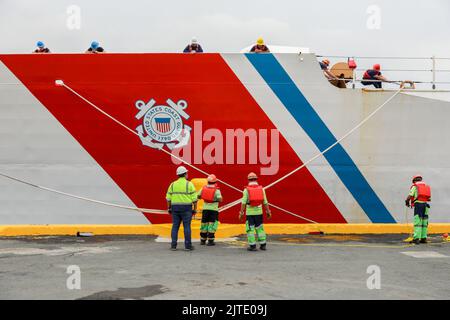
left=36, top=41, right=44, bottom=48
left=90, top=41, right=99, bottom=49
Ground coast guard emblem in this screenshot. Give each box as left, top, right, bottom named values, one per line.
left=135, top=98, right=191, bottom=150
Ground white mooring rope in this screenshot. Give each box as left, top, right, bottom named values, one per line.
left=0, top=171, right=167, bottom=215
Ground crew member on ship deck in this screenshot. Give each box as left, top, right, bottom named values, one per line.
left=85, top=41, right=105, bottom=54
left=361, top=64, right=388, bottom=88
left=33, top=41, right=51, bottom=53
left=183, top=37, right=203, bottom=53
left=250, top=38, right=270, bottom=53
left=319, top=59, right=337, bottom=80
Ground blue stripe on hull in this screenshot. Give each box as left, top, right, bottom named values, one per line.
left=245, top=53, right=395, bottom=223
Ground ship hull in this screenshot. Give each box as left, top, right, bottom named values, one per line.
left=1, top=53, right=449, bottom=225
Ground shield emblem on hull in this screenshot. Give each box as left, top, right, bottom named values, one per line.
left=154, top=117, right=171, bottom=134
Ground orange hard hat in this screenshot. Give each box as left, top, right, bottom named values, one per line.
left=373, top=64, right=381, bottom=71
left=322, top=59, right=330, bottom=65
left=248, top=172, right=258, bottom=180
left=207, top=174, right=218, bottom=183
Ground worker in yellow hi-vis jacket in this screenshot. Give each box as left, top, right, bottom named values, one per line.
left=166, top=166, right=198, bottom=251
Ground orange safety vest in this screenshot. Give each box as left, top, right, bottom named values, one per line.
left=411, top=182, right=431, bottom=202
left=201, top=185, right=219, bottom=203
left=246, top=184, right=264, bottom=206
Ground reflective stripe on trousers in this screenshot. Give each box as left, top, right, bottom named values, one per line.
left=413, top=215, right=429, bottom=240
left=256, top=224, right=266, bottom=245
left=246, top=222, right=257, bottom=246
left=246, top=222, right=266, bottom=245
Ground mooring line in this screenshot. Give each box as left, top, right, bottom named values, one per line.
left=0, top=172, right=167, bottom=215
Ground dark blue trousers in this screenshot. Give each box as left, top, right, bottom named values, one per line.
left=171, top=210, right=192, bottom=248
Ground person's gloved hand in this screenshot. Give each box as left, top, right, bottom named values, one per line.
left=168, top=208, right=172, bottom=214
left=192, top=210, right=197, bottom=215
left=239, top=211, right=245, bottom=221
left=266, top=211, right=272, bottom=220
left=405, top=199, right=410, bottom=208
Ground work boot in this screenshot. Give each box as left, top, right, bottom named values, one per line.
left=247, top=245, right=257, bottom=252
left=260, top=244, right=267, bottom=251
left=207, top=240, right=215, bottom=246
left=184, top=246, right=195, bottom=251
left=200, top=239, right=206, bottom=245
left=420, top=238, right=428, bottom=244
left=170, top=246, right=177, bottom=251
left=409, top=239, right=420, bottom=245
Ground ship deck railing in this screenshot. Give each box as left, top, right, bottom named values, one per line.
left=318, top=55, right=450, bottom=91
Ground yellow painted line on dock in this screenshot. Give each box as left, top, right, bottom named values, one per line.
left=227, top=240, right=417, bottom=249
left=0, top=222, right=450, bottom=237
left=268, top=242, right=416, bottom=249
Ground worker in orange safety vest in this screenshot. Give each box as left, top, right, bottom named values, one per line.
left=405, top=175, right=431, bottom=244
left=198, top=174, right=223, bottom=246
left=239, top=172, right=271, bottom=251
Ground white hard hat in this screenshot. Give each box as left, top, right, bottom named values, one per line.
left=176, top=166, right=188, bottom=175
left=191, top=37, right=198, bottom=44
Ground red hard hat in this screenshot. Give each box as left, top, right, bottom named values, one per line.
left=207, top=174, right=218, bottom=183
left=373, top=64, right=381, bottom=71
left=247, top=172, right=258, bottom=180
left=412, top=175, right=422, bottom=182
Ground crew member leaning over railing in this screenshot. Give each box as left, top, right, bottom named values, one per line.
left=361, top=64, right=389, bottom=88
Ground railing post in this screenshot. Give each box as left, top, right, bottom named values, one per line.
left=352, top=57, right=356, bottom=89
left=432, top=55, right=436, bottom=90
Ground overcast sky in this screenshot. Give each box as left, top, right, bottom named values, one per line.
left=1, top=0, right=449, bottom=85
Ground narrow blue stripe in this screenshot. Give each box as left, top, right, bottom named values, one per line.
left=246, top=53, right=395, bottom=223
left=156, top=118, right=171, bottom=123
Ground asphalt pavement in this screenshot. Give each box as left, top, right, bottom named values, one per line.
left=0, top=234, right=449, bottom=300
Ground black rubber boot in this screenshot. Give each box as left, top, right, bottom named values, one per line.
left=409, top=239, right=420, bottom=245
left=200, top=233, right=208, bottom=245
left=207, top=240, right=215, bottom=246
left=247, top=245, right=257, bottom=252
left=260, top=244, right=267, bottom=251
left=420, top=238, right=428, bottom=244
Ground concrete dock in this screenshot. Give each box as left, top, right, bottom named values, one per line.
left=0, top=234, right=449, bottom=300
